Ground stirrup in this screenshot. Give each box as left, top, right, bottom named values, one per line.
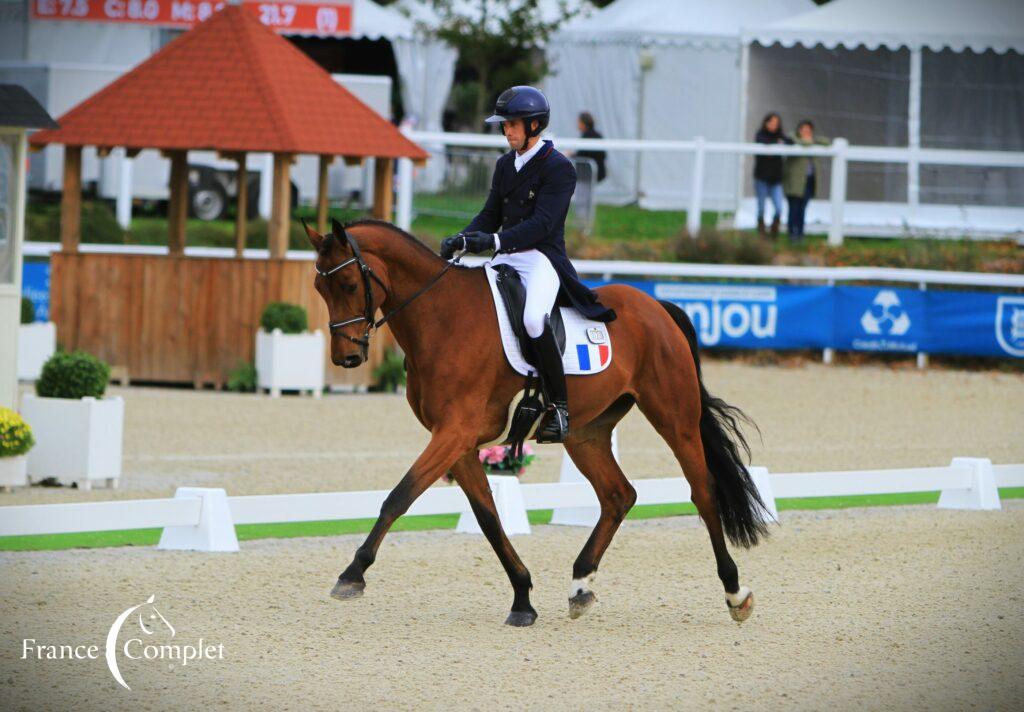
left=536, top=402, right=569, bottom=443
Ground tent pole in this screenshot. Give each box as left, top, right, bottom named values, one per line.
left=268, top=152, right=292, bottom=259
left=737, top=41, right=751, bottom=218
left=908, top=46, right=922, bottom=212
left=167, top=150, right=188, bottom=255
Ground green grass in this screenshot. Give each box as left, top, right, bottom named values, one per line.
left=2, top=487, right=1020, bottom=553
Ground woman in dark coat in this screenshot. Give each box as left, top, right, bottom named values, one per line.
left=753, top=112, right=790, bottom=238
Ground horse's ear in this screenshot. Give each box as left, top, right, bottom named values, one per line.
left=331, top=217, right=346, bottom=243
left=301, top=218, right=323, bottom=251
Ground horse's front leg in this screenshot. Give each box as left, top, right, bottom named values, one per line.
left=331, top=426, right=476, bottom=600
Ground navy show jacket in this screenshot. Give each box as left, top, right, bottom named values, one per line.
left=463, top=140, right=616, bottom=322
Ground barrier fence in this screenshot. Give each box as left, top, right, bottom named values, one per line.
left=1, top=459, right=1021, bottom=552
left=397, top=130, right=1024, bottom=243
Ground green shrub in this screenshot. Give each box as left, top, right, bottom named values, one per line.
left=227, top=361, right=257, bottom=393
left=20, top=297, right=35, bottom=324
left=260, top=302, right=308, bottom=334
left=0, top=407, right=35, bottom=457
left=373, top=349, right=407, bottom=392
left=36, top=351, right=111, bottom=399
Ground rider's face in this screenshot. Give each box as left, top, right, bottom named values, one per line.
left=501, top=119, right=528, bottom=151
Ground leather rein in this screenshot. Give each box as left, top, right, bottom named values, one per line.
left=314, top=228, right=461, bottom=358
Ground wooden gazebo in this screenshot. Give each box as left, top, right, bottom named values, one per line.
left=29, top=6, right=428, bottom=388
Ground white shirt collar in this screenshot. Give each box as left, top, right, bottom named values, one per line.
left=514, top=139, right=545, bottom=172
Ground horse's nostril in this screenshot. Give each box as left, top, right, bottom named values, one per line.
left=343, top=355, right=362, bottom=368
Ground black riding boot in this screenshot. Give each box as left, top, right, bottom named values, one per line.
left=529, top=320, right=569, bottom=443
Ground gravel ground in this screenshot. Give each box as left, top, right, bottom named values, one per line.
left=1, top=502, right=1022, bottom=710
left=5, top=361, right=1023, bottom=505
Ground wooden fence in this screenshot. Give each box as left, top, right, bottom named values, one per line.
left=50, top=252, right=394, bottom=388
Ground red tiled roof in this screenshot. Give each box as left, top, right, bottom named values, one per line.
left=30, top=6, right=427, bottom=160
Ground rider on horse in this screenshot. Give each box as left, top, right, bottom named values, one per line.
left=440, top=86, right=616, bottom=444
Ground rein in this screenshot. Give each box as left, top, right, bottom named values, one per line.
left=314, top=225, right=461, bottom=356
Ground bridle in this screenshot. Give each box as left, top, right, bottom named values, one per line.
left=312, top=223, right=461, bottom=360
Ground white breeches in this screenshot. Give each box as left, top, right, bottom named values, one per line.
left=490, top=249, right=560, bottom=338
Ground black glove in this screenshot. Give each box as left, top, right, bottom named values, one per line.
left=440, top=233, right=465, bottom=260
left=462, top=231, right=496, bottom=254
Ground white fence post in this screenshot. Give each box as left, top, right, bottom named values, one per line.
left=456, top=475, right=530, bottom=536
left=828, top=138, right=848, bottom=246
left=917, top=281, right=929, bottom=369
left=748, top=466, right=778, bottom=523
left=937, top=457, right=1001, bottom=510
left=395, top=157, right=414, bottom=232
left=687, top=136, right=705, bottom=237
left=158, top=487, right=239, bottom=552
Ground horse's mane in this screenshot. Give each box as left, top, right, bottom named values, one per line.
left=339, top=218, right=472, bottom=270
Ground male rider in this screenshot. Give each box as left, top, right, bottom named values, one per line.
left=440, top=86, right=615, bottom=443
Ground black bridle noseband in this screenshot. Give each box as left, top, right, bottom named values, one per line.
left=313, top=225, right=461, bottom=360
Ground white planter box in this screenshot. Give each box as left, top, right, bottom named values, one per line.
left=255, top=329, right=325, bottom=397
left=20, top=395, right=124, bottom=490
left=17, top=322, right=56, bottom=381
left=0, top=455, right=28, bottom=491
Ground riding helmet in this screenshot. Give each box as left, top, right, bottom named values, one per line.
left=485, top=86, right=550, bottom=138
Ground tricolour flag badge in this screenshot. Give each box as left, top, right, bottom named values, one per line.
left=576, top=343, right=610, bottom=372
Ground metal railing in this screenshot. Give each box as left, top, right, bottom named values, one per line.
left=395, top=131, right=1024, bottom=244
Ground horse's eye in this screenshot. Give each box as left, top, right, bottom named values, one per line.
left=345, top=283, right=358, bottom=295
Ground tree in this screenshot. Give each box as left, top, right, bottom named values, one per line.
left=421, top=1, right=580, bottom=129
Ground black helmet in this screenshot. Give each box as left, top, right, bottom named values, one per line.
left=485, top=86, right=550, bottom=138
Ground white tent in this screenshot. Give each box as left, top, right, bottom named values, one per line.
left=740, top=0, right=1024, bottom=235
left=544, top=0, right=814, bottom=209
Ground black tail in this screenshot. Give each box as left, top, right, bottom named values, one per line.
left=658, top=300, right=770, bottom=548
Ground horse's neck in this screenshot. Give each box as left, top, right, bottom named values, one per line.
left=360, top=229, right=484, bottom=361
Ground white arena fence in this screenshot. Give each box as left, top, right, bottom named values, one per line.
left=396, top=130, right=1024, bottom=244
left=0, top=459, right=1021, bottom=553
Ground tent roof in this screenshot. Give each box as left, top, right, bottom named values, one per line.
left=556, top=0, right=813, bottom=45
left=0, top=85, right=58, bottom=130
left=29, top=5, right=427, bottom=160
left=745, top=0, right=1024, bottom=54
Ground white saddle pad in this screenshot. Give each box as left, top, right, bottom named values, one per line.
left=485, top=264, right=612, bottom=376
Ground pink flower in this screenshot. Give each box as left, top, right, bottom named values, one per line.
left=521, top=444, right=533, bottom=456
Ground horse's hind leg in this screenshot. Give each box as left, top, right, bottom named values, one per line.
left=637, top=394, right=754, bottom=622
left=450, top=453, right=537, bottom=626
left=562, top=426, right=637, bottom=620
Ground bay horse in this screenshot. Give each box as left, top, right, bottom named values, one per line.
left=306, top=218, right=769, bottom=627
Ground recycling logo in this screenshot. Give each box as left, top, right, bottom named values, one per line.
left=861, top=290, right=911, bottom=336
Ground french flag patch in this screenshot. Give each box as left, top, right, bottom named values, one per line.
left=576, top=343, right=610, bottom=372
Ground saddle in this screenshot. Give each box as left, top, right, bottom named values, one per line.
left=492, top=264, right=566, bottom=361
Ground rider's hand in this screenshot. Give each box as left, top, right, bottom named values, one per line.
left=440, top=233, right=465, bottom=260
left=463, top=231, right=496, bottom=254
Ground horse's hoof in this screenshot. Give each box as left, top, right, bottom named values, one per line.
left=330, top=579, right=365, bottom=600
left=568, top=590, right=596, bottom=620
left=727, top=590, right=754, bottom=623
left=504, top=609, right=538, bottom=627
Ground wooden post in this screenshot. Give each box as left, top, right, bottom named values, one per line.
left=372, top=157, right=394, bottom=221
left=235, top=154, right=248, bottom=257
left=316, top=154, right=331, bottom=235
left=60, top=145, right=82, bottom=252
left=167, top=150, right=189, bottom=255
left=268, top=153, right=292, bottom=259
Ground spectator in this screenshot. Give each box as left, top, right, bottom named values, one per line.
left=576, top=111, right=607, bottom=183
left=753, top=112, right=790, bottom=238
left=783, top=120, right=831, bottom=241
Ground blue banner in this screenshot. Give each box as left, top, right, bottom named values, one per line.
left=584, top=278, right=1023, bottom=359
left=21, top=261, right=50, bottom=322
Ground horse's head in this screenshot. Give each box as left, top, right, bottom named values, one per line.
left=305, top=218, right=389, bottom=368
